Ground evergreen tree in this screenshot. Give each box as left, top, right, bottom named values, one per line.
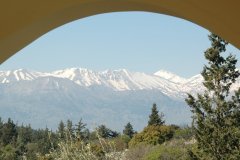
left=66, top=119, right=74, bottom=138
left=97, top=125, right=119, bottom=138
left=0, top=117, right=3, bottom=139
left=75, top=118, right=87, bottom=140
left=17, top=124, right=32, bottom=145
left=186, top=33, right=240, bottom=159
left=38, top=127, right=52, bottom=154
left=0, top=117, right=3, bottom=126
left=57, top=120, right=65, bottom=139
left=16, top=124, right=33, bottom=157
left=148, top=103, right=164, bottom=126
left=1, top=118, right=18, bottom=146
left=123, top=122, right=135, bottom=138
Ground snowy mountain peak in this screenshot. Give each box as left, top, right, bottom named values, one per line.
left=3, top=67, right=237, bottom=98
left=100, top=68, right=129, bottom=74
left=0, top=69, right=37, bottom=83
left=154, top=70, right=187, bottom=84
left=53, top=68, right=101, bottom=86
left=187, top=74, right=203, bottom=83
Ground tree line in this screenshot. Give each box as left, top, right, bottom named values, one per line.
left=0, top=102, right=181, bottom=159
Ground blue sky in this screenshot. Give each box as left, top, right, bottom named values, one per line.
left=1, top=12, right=239, bottom=78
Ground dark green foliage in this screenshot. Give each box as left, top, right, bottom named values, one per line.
left=37, top=127, right=53, bottom=154
left=97, top=125, right=119, bottom=138
left=17, top=124, right=32, bottom=145
left=0, top=118, right=59, bottom=159
left=1, top=118, right=17, bottom=146
left=0, top=118, right=3, bottom=138
left=123, top=122, right=135, bottom=138
left=57, top=120, right=65, bottom=139
left=75, top=118, right=89, bottom=140
left=186, top=33, right=240, bottom=159
left=148, top=103, right=164, bottom=126
left=97, top=125, right=108, bottom=138
left=66, top=119, right=74, bottom=138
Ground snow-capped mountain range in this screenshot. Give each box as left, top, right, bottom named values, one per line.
left=0, top=68, right=239, bottom=131
left=0, top=68, right=206, bottom=98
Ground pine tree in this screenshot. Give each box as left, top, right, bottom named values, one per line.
left=41, top=127, right=52, bottom=154
left=1, top=118, right=18, bottom=145
left=97, top=125, right=119, bottom=138
left=75, top=118, right=87, bottom=139
left=0, top=117, right=3, bottom=138
left=148, top=103, right=164, bottom=126
left=57, top=120, right=65, bottom=139
left=97, top=125, right=109, bottom=138
left=17, top=124, right=32, bottom=145
left=123, top=122, right=135, bottom=138
left=66, top=119, right=74, bottom=138
left=186, top=33, right=240, bottom=159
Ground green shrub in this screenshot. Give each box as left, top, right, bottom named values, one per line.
left=125, top=144, right=154, bottom=160
left=173, top=127, right=194, bottom=140
left=143, top=145, right=187, bottom=160
left=129, top=125, right=174, bottom=147
left=0, top=144, right=17, bottom=160
left=143, top=140, right=193, bottom=160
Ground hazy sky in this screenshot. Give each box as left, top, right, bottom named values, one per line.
left=1, top=12, right=239, bottom=78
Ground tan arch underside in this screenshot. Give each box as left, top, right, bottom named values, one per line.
left=0, top=0, right=240, bottom=64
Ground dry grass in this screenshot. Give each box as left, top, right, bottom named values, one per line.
left=38, top=130, right=125, bottom=160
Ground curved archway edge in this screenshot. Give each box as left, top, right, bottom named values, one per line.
left=0, top=0, right=240, bottom=63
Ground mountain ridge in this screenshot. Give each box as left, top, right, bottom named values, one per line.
left=0, top=68, right=239, bottom=131
left=0, top=68, right=202, bottom=98
left=1, top=68, right=240, bottom=98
